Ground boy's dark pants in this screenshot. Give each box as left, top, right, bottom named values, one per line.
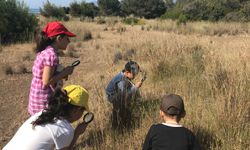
left=111, top=95, right=133, bottom=131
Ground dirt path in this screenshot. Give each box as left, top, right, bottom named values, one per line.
left=0, top=75, right=30, bottom=147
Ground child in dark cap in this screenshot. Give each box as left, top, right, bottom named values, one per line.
left=143, top=94, right=201, bottom=150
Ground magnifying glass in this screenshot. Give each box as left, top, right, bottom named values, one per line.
left=71, top=60, right=80, bottom=67
left=83, top=112, right=94, bottom=124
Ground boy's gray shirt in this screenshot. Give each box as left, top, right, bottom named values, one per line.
left=106, top=72, right=137, bottom=102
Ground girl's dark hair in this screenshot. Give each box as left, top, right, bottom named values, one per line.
left=34, top=28, right=65, bottom=53
left=32, top=88, right=83, bottom=128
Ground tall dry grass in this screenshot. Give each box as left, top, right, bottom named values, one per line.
left=148, top=19, right=250, bottom=36
left=30, top=19, right=250, bottom=149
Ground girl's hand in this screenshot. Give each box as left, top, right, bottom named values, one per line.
left=75, top=122, right=88, bottom=136
left=62, top=66, right=74, bottom=79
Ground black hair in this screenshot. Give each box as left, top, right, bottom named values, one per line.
left=34, top=28, right=65, bottom=53
left=122, top=60, right=140, bottom=74
left=32, top=88, right=84, bottom=128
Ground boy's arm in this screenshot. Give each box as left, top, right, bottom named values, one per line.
left=191, top=132, right=201, bottom=150
left=142, top=126, right=154, bottom=150
left=117, top=80, right=141, bottom=97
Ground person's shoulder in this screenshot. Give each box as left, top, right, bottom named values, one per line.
left=41, top=46, right=56, bottom=55
left=181, top=126, right=196, bottom=136
left=47, top=119, right=74, bottom=135
left=113, top=72, right=124, bottom=81
left=149, top=123, right=165, bottom=130
left=182, top=126, right=193, bottom=132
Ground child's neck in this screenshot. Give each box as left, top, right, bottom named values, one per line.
left=163, top=117, right=179, bottom=125
left=51, top=43, right=59, bottom=52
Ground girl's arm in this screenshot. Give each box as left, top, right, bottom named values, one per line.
left=42, top=66, right=55, bottom=87
left=59, top=123, right=88, bottom=150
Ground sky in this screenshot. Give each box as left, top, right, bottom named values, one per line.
left=19, top=0, right=96, bottom=9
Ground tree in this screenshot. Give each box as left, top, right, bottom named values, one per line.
left=164, top=0, right=174, bottom=10
left=40, top=1, right=66, bottom=19
left=0, top=0, right=38, bottom=44
left=239, top=1, right=250, bottom=21
left=121, top=0, right=166, bottom=19
left=69, top=2, right=81, bottom=17
left=80, top=2, right=99, bottom=18
left=70, top=2, right=99, bottom=18
left=97, top=0, right=120, bottom=16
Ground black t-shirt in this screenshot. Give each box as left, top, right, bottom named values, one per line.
left=143, top=123, right=201, bottom=150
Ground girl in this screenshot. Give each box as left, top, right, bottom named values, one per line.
left=4, top=85, right=90, bottom=150
left=28, top=21, right=75, bottom=115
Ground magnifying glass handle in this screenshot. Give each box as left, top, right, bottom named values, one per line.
left=72, top=60, right=80, bottom=67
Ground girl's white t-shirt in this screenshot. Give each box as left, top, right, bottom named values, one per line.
left=3, top=111, right=74, bottom=150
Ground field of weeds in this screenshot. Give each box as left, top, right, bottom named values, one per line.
left=0, top=18, right=249, bottom=150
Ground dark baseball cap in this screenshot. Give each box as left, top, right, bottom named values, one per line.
left=160, top=94, right=185, bottom=116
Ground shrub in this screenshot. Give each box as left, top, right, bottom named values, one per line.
left=113, top=51, right=123, bottom=64
left=160, top=3, right=182, bottom=20
left=14, top=64, right=28, bottom=74
left=4, top=65, right=14, bottom=75
left=4, top=64, right=28, bottom=75
left=82, top=30, right=92, bottom=41
left=177, top=14, right=187, bottom=26
left=22, top=53, right=34, bottom=61
left=96, top=17, right=106, bottom=24
left=63, top=15, right=70, bottom=21
left=117, top=26, right=126, bottom=33
left=141, top=26, right=145, bottom=31
left=224, top=12, right=242, bottom=22
left=123, top=17, right=139, bottom=25
left=0, top=0, right=38, bottom=44
left=137, top=19, right=146, bottom=25
left=123, top=49, right=135, bottom=60
left=191, top=45, right=205, bottom=73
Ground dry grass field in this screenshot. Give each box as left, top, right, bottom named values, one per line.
left=0, top=18, right=249, bottom=150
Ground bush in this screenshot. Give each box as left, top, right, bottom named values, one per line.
left=160, top=3, right=182, bottom=20
left=4, top=64, right=28, bottom=75
left=96, top=17, right=106, bottom=24
left=82, top=30, right=92, bottom=41
left=0, top=0, right=38, bottom=44
left=123, top=17, right=139, bottom=25
left=177, top=14, right=187, bottom=25
left=113, top=51, right=123, bottom=64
